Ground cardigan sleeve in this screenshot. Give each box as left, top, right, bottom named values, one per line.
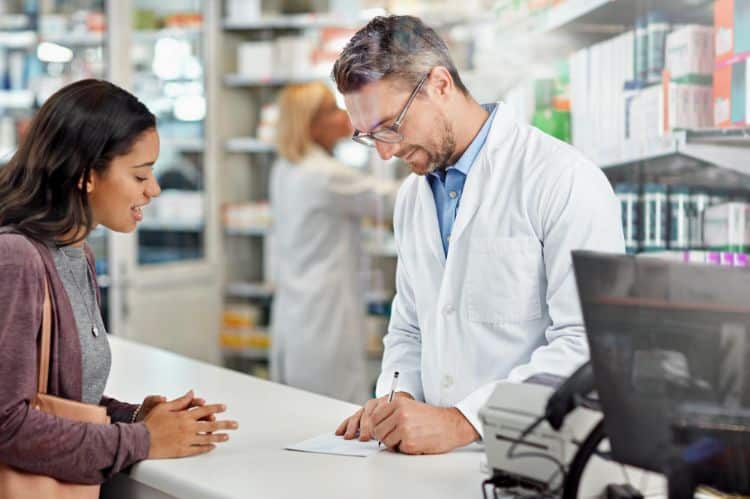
left=0, top=235, right=150, bottom=484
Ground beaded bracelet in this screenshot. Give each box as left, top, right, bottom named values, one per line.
left=130, top=404, right=143, bottom=424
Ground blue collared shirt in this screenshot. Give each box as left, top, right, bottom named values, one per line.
left=428, top=104, right=497, bottom=255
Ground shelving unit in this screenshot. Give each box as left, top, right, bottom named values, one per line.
left=217, top=7, right=401, bottom=384
left=496, top=0, right=714, bottom=64
left=226, top=137, right=276, bottom=153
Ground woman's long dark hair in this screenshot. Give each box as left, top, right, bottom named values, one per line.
left=0, top=79, right=156, bottom=245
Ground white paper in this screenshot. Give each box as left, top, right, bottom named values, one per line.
left=285, top=433, right=383, bottom=458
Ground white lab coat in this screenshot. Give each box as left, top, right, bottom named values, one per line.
left=375, top=102, right=625, bottom=435
left=270, top=145, right=396, bottom=404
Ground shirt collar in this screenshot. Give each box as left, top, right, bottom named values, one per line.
left=430, top=103, right=497, bottom=180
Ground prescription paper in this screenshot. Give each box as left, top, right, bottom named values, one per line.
left=285, top=433, right=383, bottom=457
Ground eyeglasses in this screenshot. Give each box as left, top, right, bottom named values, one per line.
left=351, top=74, right=428, bottom=148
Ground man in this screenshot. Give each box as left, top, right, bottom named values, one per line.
left=332, top=15, right=624, bottom=455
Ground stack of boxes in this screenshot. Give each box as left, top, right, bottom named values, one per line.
left=664, top=25, right=715, bottom=131
left=713, top=0, right=750, bottom=127
left=571, top=12, right=721, bottom=164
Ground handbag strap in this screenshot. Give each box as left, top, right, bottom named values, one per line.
left=37, top=278, right=52, bottom=395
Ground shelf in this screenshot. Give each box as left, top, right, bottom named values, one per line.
left=225, top=282, right=395, bottom=313
left=225, top=226, right=270, bottom=237
left=226, top=137, right=276, bottom=154
left=224, top=74, right=318, bottom=87
left=598, top=129, right=750, bottom=176
left=42, top=31, right=104, bottom=47
left=164, top=137, right=205, bottom=153
left=0, top=30, right=36, bottom=48
left=132, top=27, right=202, bottom=43
left=498, top=0, right=713, bottom=61
left=364, top=243, right=398, bottom=258
left=138, top=221, right=204, bottom=232
left=0, top=90, right=34, bottom=109
left=221, top=346, right=268, bottom=360
left=222, top=14, right=348, bottom=31
left=226, top=281, right=274, bottom=299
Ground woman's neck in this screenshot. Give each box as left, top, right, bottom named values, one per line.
left=57, top=227, right=87, bottom=247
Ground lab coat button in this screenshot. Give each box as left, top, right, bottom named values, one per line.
left=443, top=305, right=455, bottom=315
left=442, top=375, right=454, bottom=388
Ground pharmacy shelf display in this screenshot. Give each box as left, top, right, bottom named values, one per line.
left=497, top=0, right=713, bottom=62
left=130, top=1, right=207, bottom=266
left=599, top=128, right=750, bottom=175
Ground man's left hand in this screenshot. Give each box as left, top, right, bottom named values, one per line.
left=370, top=397, right=479, bottom=454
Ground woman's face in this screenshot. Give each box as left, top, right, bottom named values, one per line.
left=88, top=128, right=161, bottom=233
left=311, top=92, right=353, bottom=151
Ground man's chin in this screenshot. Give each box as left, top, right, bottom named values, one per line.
left=409, top=162, right=439, bottom=176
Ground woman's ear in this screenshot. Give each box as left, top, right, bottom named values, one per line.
left=77, top=171, right=95, bottom=193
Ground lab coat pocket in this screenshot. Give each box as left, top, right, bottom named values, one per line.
left=465, top=237, right=543, bottom=324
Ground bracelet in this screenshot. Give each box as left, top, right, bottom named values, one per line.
left=130, top=404, right=143, bottom=424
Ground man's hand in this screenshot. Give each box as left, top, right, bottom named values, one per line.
left=371, top=397, right=479, bottom=454
left=335, top=392, right=413, bottom=441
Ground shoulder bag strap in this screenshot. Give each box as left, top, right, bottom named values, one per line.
left=37, top=278, right=52, bottom=395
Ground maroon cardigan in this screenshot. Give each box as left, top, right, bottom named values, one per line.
left=0, top=228, right=149, bottom=484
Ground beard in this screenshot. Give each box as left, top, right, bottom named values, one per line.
left=420, top=119, right=456, bottom=175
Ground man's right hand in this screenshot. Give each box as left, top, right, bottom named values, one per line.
left=335, top=392, right=413, bottom=441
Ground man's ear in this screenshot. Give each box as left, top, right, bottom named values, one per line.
left=428, top=66, right=454, bottom=99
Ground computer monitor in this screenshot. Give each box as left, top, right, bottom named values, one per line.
left=572, top=251, right=750, bottom=490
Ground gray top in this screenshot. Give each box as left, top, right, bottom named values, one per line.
left=50, top=245, right=111, bottom=404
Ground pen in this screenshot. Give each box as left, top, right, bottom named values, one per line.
left=379, top=371, right=399, bottom=448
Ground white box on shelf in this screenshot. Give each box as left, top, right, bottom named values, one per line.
left=666, top=25, right=714, bottom=81
left=667, top=83, right=713, bottom=130
left=273, top=36, right=313, bottom=80
left=237, top=41, right=274, bottom=80
left=704, top=203, right=750, bottom=251
left=227, top=0, right=261, bottom=22
left=143, top=190, right=205, bottom=230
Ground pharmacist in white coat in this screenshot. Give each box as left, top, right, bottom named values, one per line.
left=332, top=15, right=625, bottom=454
left=270, top=82, right=397, bottom=404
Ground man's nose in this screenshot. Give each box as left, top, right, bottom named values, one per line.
left=375, top=141, right=399, bottom=161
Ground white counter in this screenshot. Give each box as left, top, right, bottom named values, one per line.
left=102, top=337, right=485, bottom=499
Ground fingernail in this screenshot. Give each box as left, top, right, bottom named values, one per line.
left=220, top=404, right=227, bottom=411
left=231, top=422, right=239, bottom=429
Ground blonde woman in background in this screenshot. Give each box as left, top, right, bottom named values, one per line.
left=270, top=81, right=396, bottom=404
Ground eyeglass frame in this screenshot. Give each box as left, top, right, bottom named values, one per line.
left=351, top=73, right=429, bottom=147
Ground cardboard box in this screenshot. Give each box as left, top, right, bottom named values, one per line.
left=713, top=59, right=749, bottom=126
left=715, top=0, right=735, bottom=66
left=666, top=25, right=715, bottom=80
left=735, top=0, right=750, bottom=55
left=667, top=81, right=713, bottom=130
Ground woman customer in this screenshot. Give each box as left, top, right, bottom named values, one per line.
left=270, top=81, right=397, bottom=404
left=0, top=79, right=238, bottom=485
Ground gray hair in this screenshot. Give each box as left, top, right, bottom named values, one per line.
left=331, top=15, right=468, bottom=95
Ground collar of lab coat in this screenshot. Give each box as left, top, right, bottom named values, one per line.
left=416, top=101, right=518, bottom=265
